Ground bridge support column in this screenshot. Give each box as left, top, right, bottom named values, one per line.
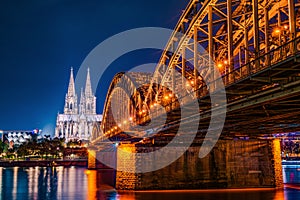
left=116, top=144, right=139, bottom=190
left=88, top=145, right=117, bottom=169
left=271, top=139, right=283, bottom=189
left=115, top=139, right=283, bottom=190
left=88, top=149, right=97, bottom=169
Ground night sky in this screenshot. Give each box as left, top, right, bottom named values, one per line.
left=0, top=0, right=189, bottom=135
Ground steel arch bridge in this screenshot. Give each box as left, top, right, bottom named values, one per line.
left=92, top=0, right=300, bottom=145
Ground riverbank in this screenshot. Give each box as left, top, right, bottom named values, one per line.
left=0, top=159, right=87, bottom=167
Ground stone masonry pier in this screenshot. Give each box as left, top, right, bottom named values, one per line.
left=89, top=139, right=283, bottom=190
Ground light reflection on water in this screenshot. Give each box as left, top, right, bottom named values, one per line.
left=0, top=166, right=300, bottom=200
left=282, top=163, right=300, bottom=183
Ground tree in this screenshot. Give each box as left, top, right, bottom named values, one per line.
left=17, top=144, right=29, bottom=159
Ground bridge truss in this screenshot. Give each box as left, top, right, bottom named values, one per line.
left=92, top=0, right=300, bottom=144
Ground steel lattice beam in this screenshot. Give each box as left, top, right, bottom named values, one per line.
left=92, top=0, right=300, bottom=143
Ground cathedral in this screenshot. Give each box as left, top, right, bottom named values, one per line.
left=55, top=68, right=102, bottom=141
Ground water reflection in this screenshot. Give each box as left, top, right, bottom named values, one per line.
left=282, top=162, right=300, bottom=183
left=0, top=167, right=94, bottom=200
left=86, top=169, right=116, bottom=200
left=0, top=166, right=300, bottom=200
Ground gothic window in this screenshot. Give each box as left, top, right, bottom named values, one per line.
left=87, top=103, right=90, bottom=110
left=70, top=103, right=73, bottom=110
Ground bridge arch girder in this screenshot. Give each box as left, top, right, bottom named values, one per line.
left=144, top=0, right=300, bottom=107
left=92, top=0, right=300, bottom=143
left=101, top=72, right=152, bottom=136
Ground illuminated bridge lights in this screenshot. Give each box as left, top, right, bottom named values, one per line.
left=93, top=0, right=300, bottom=146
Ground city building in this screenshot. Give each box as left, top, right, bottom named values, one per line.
left=2, top=129, right=42, bottom=147
left=0, top=130, right=3, bottom=142
left=55, top=68, right=102, bottom=141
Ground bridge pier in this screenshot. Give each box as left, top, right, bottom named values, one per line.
left=87, top=145, right=117, bottom=170
left=116, top=144, right=139, bottom=190
left=272, top=139, right=284, bottom=189
left=114, top=139, right=283, bottom=190
left=87, top=149, right=97, bottom=169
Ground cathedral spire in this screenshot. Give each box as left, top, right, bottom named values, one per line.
left=64, top=67, right=78, bottom=114
left=79, top=87, right=85, bottom=114
left=67, top=67, right=76, bottom=97
left=80, top=87, right=84, bottom=101
left=85, top=68, right=93, bottom=97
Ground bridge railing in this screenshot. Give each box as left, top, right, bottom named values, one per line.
left=139, top=37, right=300, bottom=123
left=223, top=37, right=300, bottom=86
left=142, top=37, right=300, bottom=123
left=101, top=37, right=300, bottom=139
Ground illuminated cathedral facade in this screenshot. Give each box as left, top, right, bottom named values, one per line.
left=55, top=68, right=102, bottom=141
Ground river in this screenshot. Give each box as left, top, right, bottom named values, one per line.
left=0, top=166, right=300, bottom=200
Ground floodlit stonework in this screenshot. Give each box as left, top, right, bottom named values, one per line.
left=55, top=68, right=102, bottom=141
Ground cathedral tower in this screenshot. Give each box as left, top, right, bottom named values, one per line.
left=55, top=67, right=102, bottom=141
left=64, top=68, right=78, bottom=114
left=83, top=68, right=96, bottom=114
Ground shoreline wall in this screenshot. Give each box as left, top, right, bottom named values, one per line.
left=0, top=160, right=87, bottom=167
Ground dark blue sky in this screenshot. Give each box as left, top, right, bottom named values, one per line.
left=0, top=0, right=189, bottom=135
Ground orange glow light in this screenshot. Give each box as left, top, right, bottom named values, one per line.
left=86, top=170, right=97, bottom=200
left=274, top=27, right=281, bottom=34
left=85, top=170, right=91, bottom=175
